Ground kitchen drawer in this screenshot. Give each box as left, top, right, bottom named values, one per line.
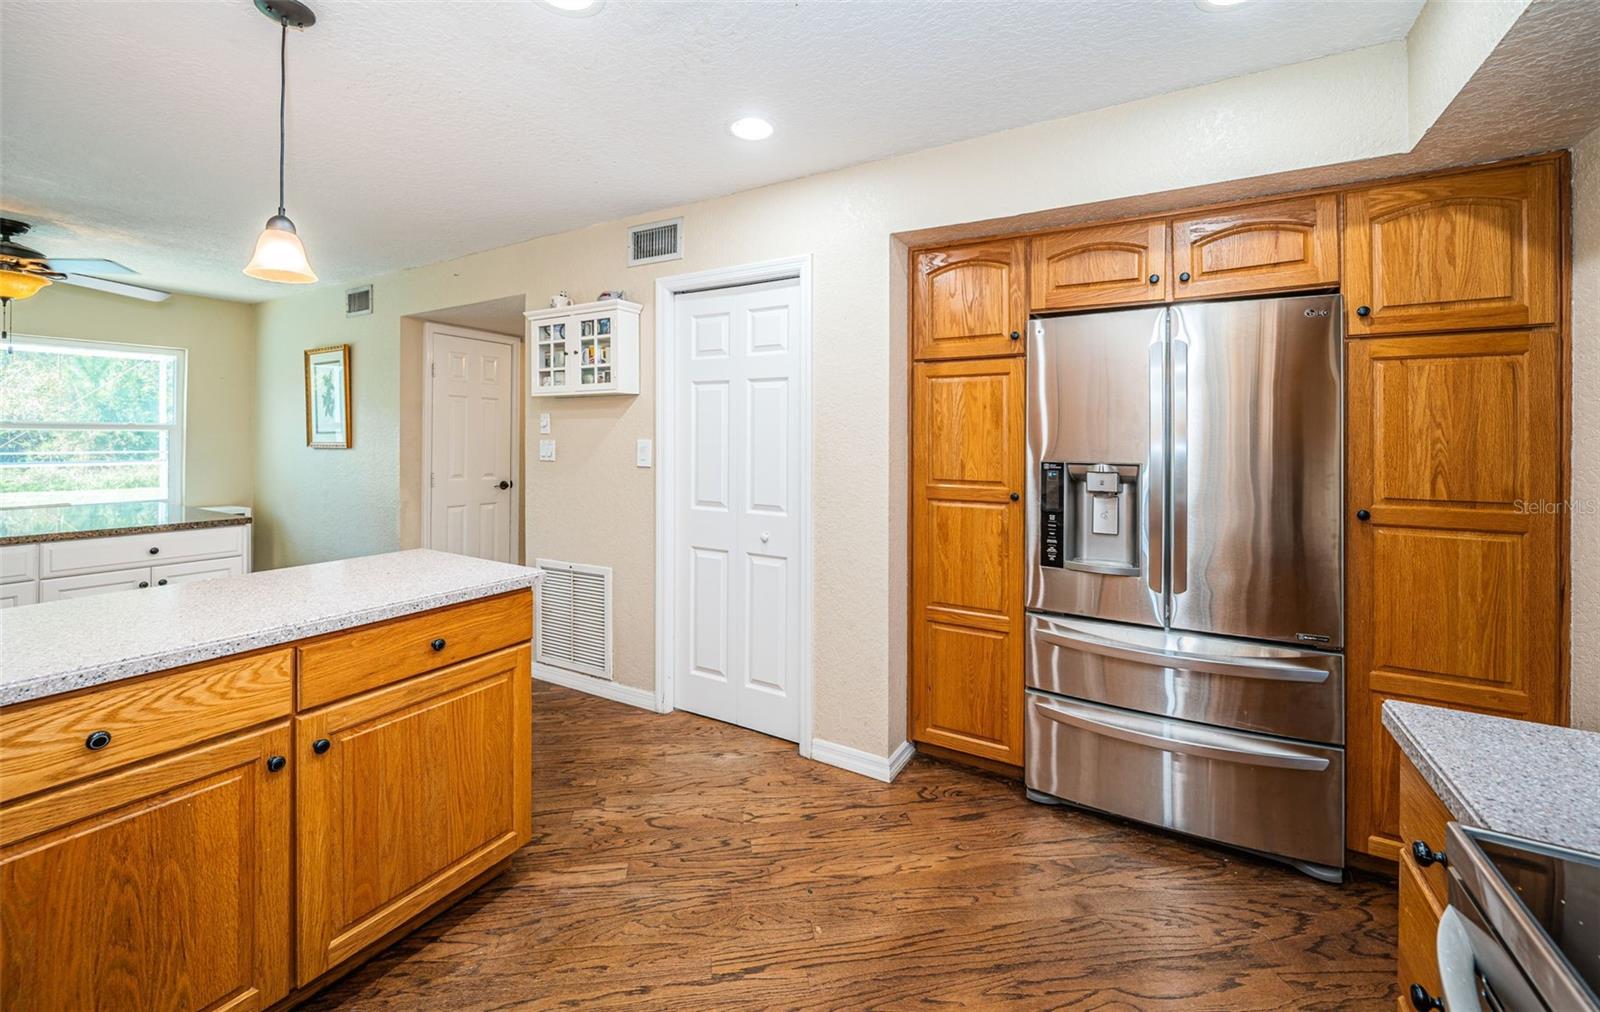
left=0, top=583, right=37, bottom=608
left=0, top=647, right=293, bottom=803
left=38, top=568, right=153, bottom=601
left=1399, top=753, right=1454, bottom=908
left=0, top=544, right=37, bottom=584
left=297, top=589, right=533, bottom=709
left=1027, top=614, right=1345, bottom=745
left=1025, top=691, right=1345, bottom=870
left=1397, top=850, right=1445, bottom=1010
left=38, top=524, right=245, bottom=578
left=151, top=556, right=244, bottom=587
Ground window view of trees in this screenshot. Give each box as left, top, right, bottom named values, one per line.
left=0, top=337, right=181, bottom=507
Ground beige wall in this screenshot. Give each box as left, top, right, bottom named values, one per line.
left=1571, top=125, right=1600, bottom=731
left=12, top=284, right=257, bottom=508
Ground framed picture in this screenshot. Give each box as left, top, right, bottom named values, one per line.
left=304, top=344, right=352, bottom=448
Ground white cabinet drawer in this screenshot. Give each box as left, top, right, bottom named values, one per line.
left=39, top=568, right=154, bottom=602
left=0, top=545, right=38, bottom=584
left=0, top=582, right=39, bottom=608
left=39, top=526, right=244, bottom=579
left=151, top=556, right=243, bottom=587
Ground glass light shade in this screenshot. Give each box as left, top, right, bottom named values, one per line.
left=0, top=268, right=52, bottom=300
left=243, top=214, right=318, bottom=283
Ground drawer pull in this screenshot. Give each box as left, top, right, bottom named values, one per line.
left=1037, top=623, right=1331, bottom=684
left=312, top=738, right=332, bottom=755
left=1356, top=305, right=1372, bottom=318
left=1408, top=983, right=1443, bottom=1011
left=84, top=730, right=112, bottom=751
left=431, top=638, right=447, bottom=652
left=266, top=755, right=287, bottom=773
left=1033, top=697, right=1330, bottom=771
left=1411, top=840, right=1447, bottom=868
left=148, top=546, right=160, bottom=555
left=138, top=581, right=150, bottom=589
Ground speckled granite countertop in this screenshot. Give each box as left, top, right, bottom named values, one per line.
left=1383, top=700, right=1600, bottom=854
left=0, top=549, right=540, bottom=707
left=0, top=501, right=250, bottom=546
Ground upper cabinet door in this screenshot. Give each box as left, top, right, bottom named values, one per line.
left=912, top=239, right=1026, bottom=360
left=1344, top=162, right=1558, bottom=335
left=1171, top=194, right=1339, bottom=300
left=1029, top=219, right=1168, bottom=312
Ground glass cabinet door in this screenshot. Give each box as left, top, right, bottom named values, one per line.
left=577, top=316, right=614, bottom=388
left=535, top=321, right=568, bottom=390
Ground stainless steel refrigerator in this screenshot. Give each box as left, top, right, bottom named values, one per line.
left=1023, top=294, right=1346, bottom=881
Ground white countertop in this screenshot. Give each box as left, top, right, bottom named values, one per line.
left=1383, top=700, right=1600, bottom=854
left=0, top=549, right=540, bottom=707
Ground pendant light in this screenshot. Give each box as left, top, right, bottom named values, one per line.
left=244, top=0, right=318, bottom=284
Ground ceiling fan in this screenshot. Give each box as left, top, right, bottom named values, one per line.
left=0, top=218, right=171, bottom=303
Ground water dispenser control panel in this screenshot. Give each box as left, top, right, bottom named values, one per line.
left=1038, top=461, right=1141, bottom=577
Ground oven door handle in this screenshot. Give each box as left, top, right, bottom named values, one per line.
left=1031, top=697, right=1331, bottom=771
left=1035, top=624, right=1332, bottom=684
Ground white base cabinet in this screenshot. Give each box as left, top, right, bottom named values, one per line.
left=2, top=525, right=249, bottom=608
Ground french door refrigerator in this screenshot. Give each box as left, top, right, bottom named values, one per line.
left=1023, top=294, right=1345, bottom=881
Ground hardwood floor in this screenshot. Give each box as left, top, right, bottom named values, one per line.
left=306, top=682, right=1397, bottom=1010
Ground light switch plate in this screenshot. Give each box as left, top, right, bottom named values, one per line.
left=636, top=438, right=653, bottom=468
left=539, top=412, right=551, bottom=434
left=539, top=439, right=556, bottom=462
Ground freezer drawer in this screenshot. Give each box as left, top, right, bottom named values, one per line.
left=1026, top=692, right=1345, bottom=872
left=1026, top=612, right=1344, bottom=744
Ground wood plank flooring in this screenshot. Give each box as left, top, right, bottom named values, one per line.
left=306, top=682, right=1398, bottom=1010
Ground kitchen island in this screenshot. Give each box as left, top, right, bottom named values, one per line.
left=0, top=549, right=540, bottom=1010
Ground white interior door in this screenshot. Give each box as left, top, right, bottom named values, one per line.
left=428, top=327, right=517, bottom=562
left=673, top=277, right=803, bottom=742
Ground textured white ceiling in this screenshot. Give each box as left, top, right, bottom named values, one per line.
left=0, top=0, right=1423, bottom=301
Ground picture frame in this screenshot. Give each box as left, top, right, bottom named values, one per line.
left=304, top=344, right=352, bottom=448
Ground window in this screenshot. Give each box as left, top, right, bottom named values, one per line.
left=0, top=335, right=185, bottom=508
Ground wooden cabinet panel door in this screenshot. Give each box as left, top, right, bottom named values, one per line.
left=1344, top=162, right=1558, bottom=335
left=1171, top=193, right=1339, bottom=299
left=910, top=358, right=1025, bottom=764
left=911, top=239, right=1026, bottom=360
left=1029, top=219, right=1168, bottom=311
left=1346, top=330, right=1561, bottom=856
left=296, top=646, right=532, bottom=984
left=1, top=724, right=292, bottom=1011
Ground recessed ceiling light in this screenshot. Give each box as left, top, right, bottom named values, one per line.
left=538, top=0, right=603, bottom=16
left=1194, top=0, right=1250, bottom=9
left=729, top=116, right=774, bottom=141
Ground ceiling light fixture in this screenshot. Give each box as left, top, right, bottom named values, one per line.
left=538, top=0, right=604, bottom=16
left=729, top=116, right=774, bottom=141
left=244, top=0, right=319, bottom=285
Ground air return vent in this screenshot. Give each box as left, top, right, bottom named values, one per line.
left=535, top=558, right=613, bottom=679
left=345, top=284, right=373, bottom=317
left=628, top=218, right=683, bottom=266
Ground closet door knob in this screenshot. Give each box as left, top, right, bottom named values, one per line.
left=497, top=480, right=511, bottom=490
left=266, top=755, right=287, bottom=773
left=312, top=738, right=332, bottom=755
left=85, top=730, right=112, bottom=751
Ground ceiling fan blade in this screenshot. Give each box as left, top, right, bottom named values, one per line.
left=56, top=273, right=171, bottom=302
left=39, top=258, right=136, bottom=275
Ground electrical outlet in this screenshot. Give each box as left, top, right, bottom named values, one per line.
left=539, top=439, right=556, bottom=462
left=636, top=438, right=653, bottom=468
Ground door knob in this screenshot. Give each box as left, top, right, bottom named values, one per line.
left=1356, top=509, right=1371, bottom=522
left=1010, top=492, right=1020, bottom=502
left=497, top=480, right=511, bottom=490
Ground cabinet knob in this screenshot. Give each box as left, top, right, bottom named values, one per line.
left=1009, top=330, right=1021, bottom=342
left=85, top=730, right=112, bottom=751
left=1356, top=305, right=1372, bottom=318
left=157, top=578, right=168, bottom=586
left=312, top=738, right=332, bottom=755
left=1148, top=274, right=1160, bottom=284
left=1356, top=509, right=1371, bottom=522
left=1411, top=840, right=1447, bottom=868
left=266, top=755, right=287, bottom=773
left=1408, top=984, right=1444, bottom=1011
left=1009, top=492, right=1020, bottom=502
left=1178, top=272, right=1191, bottom=283
left=138, top=581, right=150, bottom=589
left=148, top=546, right=160, bottom=555
left=431, top=638, right=447, bottom=652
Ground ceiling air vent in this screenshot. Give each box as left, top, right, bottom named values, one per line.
left=535, top=558, right=613, bottom=680
left=345, top=284, right=373, bottom=317
left=628, top=218, right=683, bottom=267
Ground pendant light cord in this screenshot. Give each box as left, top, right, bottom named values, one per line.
left=277, top=19, right=287, bottom=217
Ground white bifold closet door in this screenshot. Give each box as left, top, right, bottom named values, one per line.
left=673, top=277, right=802, bottom=742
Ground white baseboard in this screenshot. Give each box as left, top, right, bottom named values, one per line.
left=534, top=663, right=658, bottom=712
left=811, top=738, right=916, bottom=783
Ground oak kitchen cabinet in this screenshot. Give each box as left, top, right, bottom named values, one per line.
left=1028, top=218, right=1168, bottom=311
left=0, top=582, right=535, bottom=1010
left=911, top=239, right=1027, bottom=360
left=1169, top=193, right=1339, bottom=300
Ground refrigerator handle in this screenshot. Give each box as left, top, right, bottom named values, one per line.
left=1170, top=320, right=1189, bottom=596
left=1146, top=327, right=1165, bottom=596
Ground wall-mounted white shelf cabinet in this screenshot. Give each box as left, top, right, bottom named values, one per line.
left=526, top=299, right=642, bottom=396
